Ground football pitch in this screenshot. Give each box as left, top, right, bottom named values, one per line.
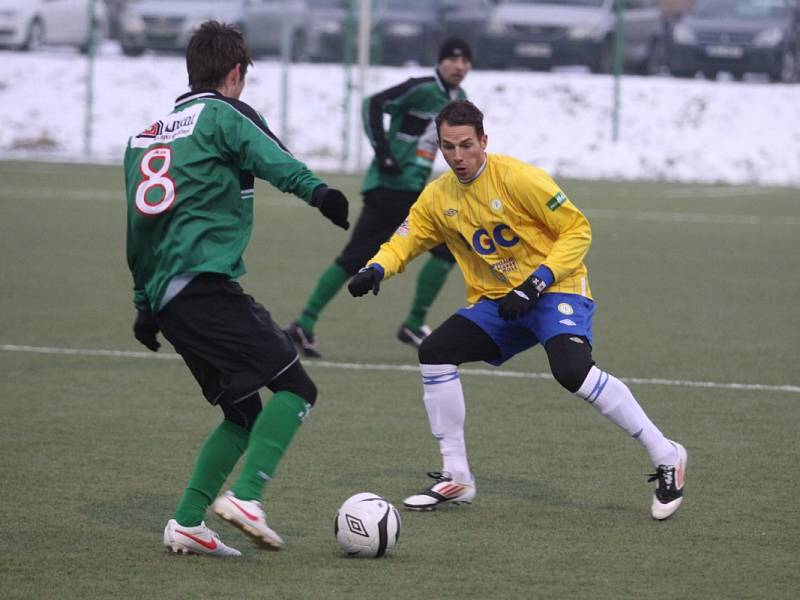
left=1, top=160, right=798, bottom=599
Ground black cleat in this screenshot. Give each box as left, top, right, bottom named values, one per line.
left=396, top=324, right=432, bottom=348
left=284, top=321, right=322, bottom=358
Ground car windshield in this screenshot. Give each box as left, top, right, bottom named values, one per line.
left=509, top=0, right=605, bottom=7
left=384, top=0, right=436, bottom=7
left=308, top=0, right=347, bottom=7
left=691, top=0, right=789, bottom=18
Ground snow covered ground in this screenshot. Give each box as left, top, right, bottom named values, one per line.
left=1, top=47, right=799, bottom=187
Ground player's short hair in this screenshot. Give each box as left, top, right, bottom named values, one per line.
left=186, top=21, right=253, bottom=91
left=435, top=100, right=484, bottom=138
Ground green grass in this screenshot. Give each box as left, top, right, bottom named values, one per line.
left=1, top=161, right=798, bottom=599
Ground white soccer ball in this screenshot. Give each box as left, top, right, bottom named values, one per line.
left=334, top=492, right=401, bottom=558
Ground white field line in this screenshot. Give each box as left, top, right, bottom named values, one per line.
left=7, top=186, right=797, bottom=226
left=662, top=186, right=769, bottom=198
left=2, top=343, right=798, bottom=395
left=582, top=208, right=800, bottom=226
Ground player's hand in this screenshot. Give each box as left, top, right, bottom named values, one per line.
left=497, top=276, right=547, bottom=321
left=133, top=309, right=161, bottom=352
left=312, top=187, right=350, bottom=230
left=348, top=266, right=382, bottom=297
left=376, top=151, right=402, bottom=175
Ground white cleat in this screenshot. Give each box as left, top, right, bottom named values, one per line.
left=212, top=491, right=285, bottom=550
left=163, top=519, right=241, bottom=557
left=403, top=471, right=476, bottom=511
left=650, top=442, right=688, bottom=520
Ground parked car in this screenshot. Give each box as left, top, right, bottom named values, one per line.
left=0, top=0, right=107, bottom=53
left=307, top=0, right=349, bottom=63
left=119, top=0, right=310, bottom=60
left=668, top=0, right=799, bottom=82
left=482, top=0, right=665, bottom=73
left=372, top=0, right=493, bottom=66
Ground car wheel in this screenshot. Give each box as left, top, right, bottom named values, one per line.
left=591, top=38, right=613, bottom=74
left=773, top=45, right=798, bottom=83
left=640, top=37, right=666, bottom=75
left=22, top=18, right=44, bottom=51
left=669, top=65, right=696, bottom=78
left=291, top=31, right=308, bottom=63
left=121, top=42, right=145, bottom=57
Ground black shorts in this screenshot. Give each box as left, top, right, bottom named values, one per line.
left=335, top=187, right=454, bottom=275
left=157, top=273, right=299, bottom=405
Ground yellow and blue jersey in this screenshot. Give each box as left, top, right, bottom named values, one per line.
left=369, top=153, right=592, bottom=305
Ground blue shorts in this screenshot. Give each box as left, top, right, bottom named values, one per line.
left=456, top=293, right=595, bottom=366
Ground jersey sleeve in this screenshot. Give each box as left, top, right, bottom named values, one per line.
left=362, top=78, right=419, bottom=153
left=124, top=143, right=152, bottom=311
left=514, top=167, right=592, bottom=284
left=368, top=187, right=442, bottom=279
left=216, top=102, right=324, bottom=203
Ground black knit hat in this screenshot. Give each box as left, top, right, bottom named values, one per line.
left=438, top=37, right=472, bottom=63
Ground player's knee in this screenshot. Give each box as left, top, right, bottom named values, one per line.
left=270, top=363, right=318, bottom=406
left=545, top=335, right=595, bottom=394
left=551, top=361, right=591, bottom=393
left=221, top=392, right=263, bottom=431
left=334, top=255, right=366, bottom=277
left=418, top=333, right=456, bottom=365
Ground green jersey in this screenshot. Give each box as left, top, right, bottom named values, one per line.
left=361, top=70, right=467, bottom=194
left=124, top=90, right=324, bottom=312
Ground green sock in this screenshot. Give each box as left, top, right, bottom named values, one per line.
left=404, top=255, right=454, bottom=330
left=173, top=420, right=249, bottom=527
left=231, top=392, right=310, bottom=501
left=297, top=263, right=349, bottom=334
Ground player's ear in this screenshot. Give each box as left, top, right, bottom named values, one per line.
left=480, top=134, right=488, bottom=150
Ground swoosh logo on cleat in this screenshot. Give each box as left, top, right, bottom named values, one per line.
left=228, top=497, right=260, bottom=521
left=176, top=529, right=217, bottom=550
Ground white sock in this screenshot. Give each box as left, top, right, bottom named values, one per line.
left=576, top=366, right=676, bottom=468
left=420, top=363, right=472, bottom=482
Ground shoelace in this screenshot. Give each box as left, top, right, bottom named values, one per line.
left=647, top=465, right=675, bottom=489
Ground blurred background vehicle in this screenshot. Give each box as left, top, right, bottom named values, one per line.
left=482, top=0, right=665, bottom=73
left=308, top=0, right=349, bottom=62
left=668, top=0, right=799, bottom=82
left=0, top=0, right=107, bottom=52
left=119, top=0, right=309, bottom=59
left=371, top=0, right=493, bottom=66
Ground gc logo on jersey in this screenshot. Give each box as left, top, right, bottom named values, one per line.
left=471, top=224, right=520, bottom=255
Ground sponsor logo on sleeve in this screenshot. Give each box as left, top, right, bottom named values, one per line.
left=396, top=218, right=410, bottom=237
left=547, top=191, right=568, bottom=211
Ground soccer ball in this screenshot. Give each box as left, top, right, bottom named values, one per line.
left=334, top=492, right=401, bottom=558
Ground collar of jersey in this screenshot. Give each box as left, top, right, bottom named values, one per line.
left=174, top=88, right=223, bottom=108
left=434, top=68, right=459, bottom=96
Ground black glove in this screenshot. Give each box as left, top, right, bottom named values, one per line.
left=497, top=275, right=548, bottom=321
left=348, top=266, right=383, bottom=297
left=376, top=149, right=402, bottom=175
left=311, top=186, right=350, bottom=230
left=133, top=309, right=161, bottom=352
